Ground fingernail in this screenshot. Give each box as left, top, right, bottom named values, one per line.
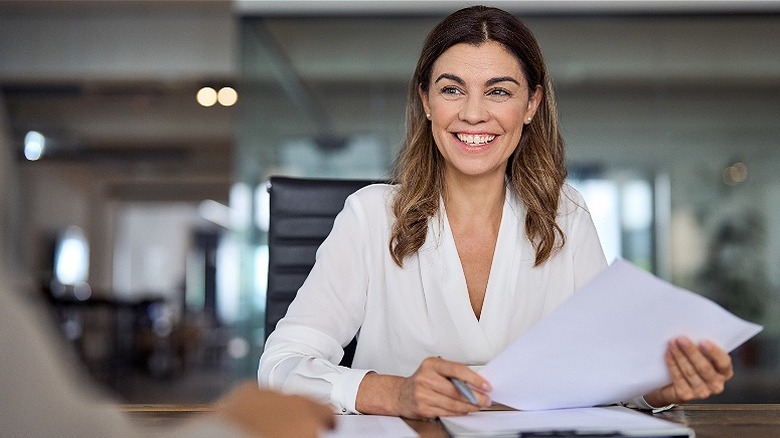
left=481, top=382, right=492, bottom=391
left=676, top=337, right=692, bottom=348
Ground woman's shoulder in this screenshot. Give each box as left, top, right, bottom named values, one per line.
left=554, top=184, right=601, bottom=235
left=348, top=182, right=397, bottom=205
left=340, top=183, right=398, bottom=221
left=507, top=182, right=588, bottom=216
left=335, top=183, right=397, bottom=234
left=559, top=183, right=589, bottom=213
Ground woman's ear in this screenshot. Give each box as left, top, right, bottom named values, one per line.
left=525, top=85, right=543, bottom=120
left=418, top=85, right=431, bottom=118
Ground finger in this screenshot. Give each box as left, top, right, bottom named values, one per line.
left=457, top=374, right=492, bottom=396
left=447, top=378, right=493, bottom=408
left=666, top=339, right=713, bottom=402
left=432, top=358, right=491, bottom=394
left=675, top=338, right=730, bottom=393
left=310, top=401, right=336, bottom=429
left=679, top=338, right=721, bottom=382
left=408, top=384, right=480, bottom=419
left=431, top=358, right=492, bottom=406
left=409, top=358, right=484, bottom=417
left=426, top=371, right=487, bottom=408
left=430, top=384, right=484, bottom=416
left=664, top=348, right=693, bottom=402
left=669, top=338, right=705, bottom=387
left=693, top=341, right=731, bottom=395
left=669, top=338, right=722, bottom=399
left=701, top=340, right=734, bottom=377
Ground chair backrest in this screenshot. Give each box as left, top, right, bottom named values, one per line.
left=265, top=176, right=379, bottom=366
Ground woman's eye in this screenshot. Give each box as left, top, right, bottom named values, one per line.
left=487, top=88, right=511, bottom=98
left=441, top=86, right=463, bottom=96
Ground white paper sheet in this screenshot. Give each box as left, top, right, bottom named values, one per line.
left=322, top=414, right=419, bottom=438
left=481, top=259, right=763, bottom=411
left=440, top=406, right=694, bottom=437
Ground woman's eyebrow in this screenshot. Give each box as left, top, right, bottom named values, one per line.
left=434, top=73, right=464, bottom=85
left=434, top=73, right=521, bottom=87
left=485, top=76, right=521, bottom=86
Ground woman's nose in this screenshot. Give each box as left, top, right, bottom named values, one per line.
left=459, top=95, right=489, bottom=124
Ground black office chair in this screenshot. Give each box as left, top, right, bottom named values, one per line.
left=265, top=176, right=380, bottom=367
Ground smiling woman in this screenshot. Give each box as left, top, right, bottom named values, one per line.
left=258, top=5, right=736, bottom=420
left=420, top=41, right=541, bottom=189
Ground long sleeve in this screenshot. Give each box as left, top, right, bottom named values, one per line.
left=258, top=187, right=380, bottom=414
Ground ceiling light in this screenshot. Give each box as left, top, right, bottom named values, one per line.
left=722, top=162, right=748, bottom=186
left=197, top=87, right=218, bottom=107
left=218, top=87, right=238, bottom=106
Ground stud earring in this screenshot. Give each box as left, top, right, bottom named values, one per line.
left=426, top=113, right=431, bottom=120
left=526, top=117, right=532, bottom=123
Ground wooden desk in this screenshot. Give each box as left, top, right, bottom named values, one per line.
left=655, top=404, right=780, bottom=438
left=123, top=403, right=780, bottom=437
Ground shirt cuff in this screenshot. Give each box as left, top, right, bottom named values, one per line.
left=623, top=395, right=676, bottom=414
left=331, top=368, right=372, bottom=414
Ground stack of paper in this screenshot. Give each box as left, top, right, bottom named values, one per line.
left=481, top=259, right=763, bottom=411
left=441, top=406, right=694, bottom=437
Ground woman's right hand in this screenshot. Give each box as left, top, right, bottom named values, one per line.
left=357, top=357, right=492, bottom=419
left=396, top=357, right=492, bottom=419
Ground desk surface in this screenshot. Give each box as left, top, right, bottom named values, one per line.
left=655, top=404, right=780, bottom=438
left=122, top=403, right=780, bottom=438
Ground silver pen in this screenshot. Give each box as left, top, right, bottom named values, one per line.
left=449, top=377, right=479, bottom=405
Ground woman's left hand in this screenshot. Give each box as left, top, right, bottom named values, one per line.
left=644, top=336, right=734, bottom=407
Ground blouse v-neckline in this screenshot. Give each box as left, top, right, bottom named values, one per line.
left=418, top=188, right=524, bottom=353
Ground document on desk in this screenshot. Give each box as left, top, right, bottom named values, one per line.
left=481, top=259, right=763, bottom=411
left=440, top=406, right=694, bottom=437
left=322, top=414, right=419, bottom=438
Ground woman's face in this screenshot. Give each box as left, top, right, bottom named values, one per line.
left=420, top=41, right=541, bottom=183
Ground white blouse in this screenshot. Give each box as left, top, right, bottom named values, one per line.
left=258, top=183, right=608, bottom=413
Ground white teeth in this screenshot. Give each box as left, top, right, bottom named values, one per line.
left=456, top=133, right=495, bottom=145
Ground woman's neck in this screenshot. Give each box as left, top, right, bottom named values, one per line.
left=443, top=172, right=506, bottom=226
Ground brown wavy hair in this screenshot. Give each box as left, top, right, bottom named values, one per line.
left=389, top=5, right=567, bottom=267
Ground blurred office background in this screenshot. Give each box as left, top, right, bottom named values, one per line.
left=1, top=0, right=778, bottom=404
